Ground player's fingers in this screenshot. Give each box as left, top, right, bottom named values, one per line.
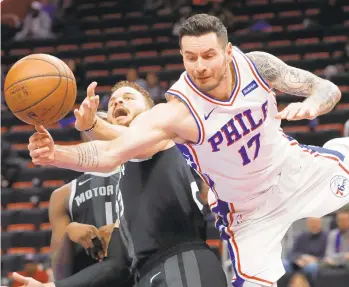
left=74, top=109, right=83, bottom=120
left=35, top=125, right=48, bottom=134
left=276, top=107, right=290, bottom=119
left=91, top=226, right=100, bottom=237
left=307, top=108, right=317, bottom=120
left=90, top=95, right=99, bottom=108
left=85, top=236, right=94, bottom=248
left=30, top=146, right=50, bottom=158
left=82, top=100, right=91, bottom=110
left=28, top=138, right=50, bottom=151
left=86, top=81, right=98, bottom=98
left=28, top=133, right=48, bottom=144
left=286, top=106, right=302, bottom=121
left=293, top=107, right=308, bottom=120
left=12, top=272, right=29, bottom=284
left=100, top=236, right=107, bottom=256
left=79, top=239, right=91, bottom=249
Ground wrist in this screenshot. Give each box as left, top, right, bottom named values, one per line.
left=84, top=117, right=98, bottom=132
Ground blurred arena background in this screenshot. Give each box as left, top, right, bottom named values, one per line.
left=1, top=0, right=349, bottom=286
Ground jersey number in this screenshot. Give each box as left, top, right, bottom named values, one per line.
left=237, top=133, right=261, bottom=166
left=105, top=202, right=113, bottom=225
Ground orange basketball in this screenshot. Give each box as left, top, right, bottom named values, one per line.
left=4, top=54, right=77, bottom=125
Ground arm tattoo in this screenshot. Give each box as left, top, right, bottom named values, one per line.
left=304, top=80, right=341, bottom=116
left=76, top=143, right=99, bottom=168
left=246, top=51, right=341, bottom=114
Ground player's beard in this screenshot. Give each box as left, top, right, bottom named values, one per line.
left=199, top=57, right=229, bottom=93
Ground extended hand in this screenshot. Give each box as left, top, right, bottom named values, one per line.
left=28, top=125, right=55, bottom=166
left=66, top=222, right=101, bottom=249
left=74, top=82, right=100, bottom=131
left=11, top=272, right=46, bottom=287
left=97, top=223, right=117, bottom=259
left=275, top=102, right=318, bottom=121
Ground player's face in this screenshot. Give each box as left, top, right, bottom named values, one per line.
left=107, top=87, right=149, bottom=126
left=181, top=32, right=232, bottom=93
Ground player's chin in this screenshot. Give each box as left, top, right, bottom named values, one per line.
left=114, top=116, right=132, bottom=127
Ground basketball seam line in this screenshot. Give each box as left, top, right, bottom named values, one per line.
left=12, top=76, right=63, bottom=114
left=7, top=56, right=62, bottom=91
left=5, top=75, right=75, bottom=91
left=46, top=59, right=70, bottom=123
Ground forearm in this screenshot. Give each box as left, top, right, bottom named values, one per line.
left=53, top=140, right=118, bottom=173
left=54, top=257, right=129, bottom=287
left=84, top=117, right=128, bottom=141
left=303, top=80, right=341, bottom=116
left=51, top=233, right=73, bottom=280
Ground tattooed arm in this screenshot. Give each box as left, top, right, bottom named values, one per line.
left=246, top=51, right=341, bottom=117
left=29, top=101, right=189, bottom=172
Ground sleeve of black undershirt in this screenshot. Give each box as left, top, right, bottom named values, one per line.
left=55, top=229, right=132, bottom=287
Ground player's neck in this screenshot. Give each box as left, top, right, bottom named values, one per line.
left=210, top=62, right=235, bottom=101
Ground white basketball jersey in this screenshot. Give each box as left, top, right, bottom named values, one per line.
left=169, top=47, right=291, bottom=207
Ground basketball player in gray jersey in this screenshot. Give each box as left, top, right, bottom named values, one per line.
left=18, top=81, right=227, bottom=287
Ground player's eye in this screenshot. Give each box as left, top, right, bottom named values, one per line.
left=205, top=54, right=215, bottom=59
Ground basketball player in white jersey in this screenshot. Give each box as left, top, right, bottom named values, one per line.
left=28, top=14, right=348, bottom=287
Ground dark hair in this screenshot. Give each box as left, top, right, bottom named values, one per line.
left=111, top=81, right=154, bottom=108
left=178, top=14, right=228, bottom=47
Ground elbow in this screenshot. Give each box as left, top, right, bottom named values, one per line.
left=328, top=81, right=342, bottom=104
left=335, top=86, right=342, bottom=104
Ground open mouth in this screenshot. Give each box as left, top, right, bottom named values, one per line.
left=113, top=107, right=128, bottom=119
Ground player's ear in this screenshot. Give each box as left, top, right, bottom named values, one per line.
left=226, top=42, right=233, bottom=58
left=180, top=50, right=183, bottom=56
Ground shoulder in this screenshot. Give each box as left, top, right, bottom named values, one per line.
left=49, top=181, right=73, bottom=210
left=166, top=72, right=188, bottom=95
left=245, top=51, right=286, bottom=83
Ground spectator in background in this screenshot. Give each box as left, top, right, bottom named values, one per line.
left=172, top=6, right=192, bottom=36
left=321, top=210, right=349, bottom=270
left=208, top=2, right=234, bottom=31
left=41, top=0, right=57, bottom=20
left=64, top=59, right=84, bottom=88
left=145, top=72, right=165, bottom=104
left=14, top=1, right=55, bottom=41
left=1, top=70, right=7, bottom=111
left=318, top=0, right=345, bottom=27
left=12, top=254, right=49, bottom=287
left=1, top=140, right=27, bottom=188
left=126, top=68, right=147, bottom=89
left=283, top=217, right=327, bottom=282
left=342, top=41, right=349, bottom=73
left=287, top=273, right=310, bottom=287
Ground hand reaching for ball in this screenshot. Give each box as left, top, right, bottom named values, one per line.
left=28, top=125, right=55, bottom=166
left=74, top=81, right=100, bottom=131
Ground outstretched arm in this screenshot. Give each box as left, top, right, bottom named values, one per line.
left=49, top=183, right=74, bottom=280
left=247, top=51, right=341, bottom=117
left=29, top=101, right=187, bottom=173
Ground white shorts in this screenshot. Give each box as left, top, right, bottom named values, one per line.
left=210, top=140, right=349, bottom=287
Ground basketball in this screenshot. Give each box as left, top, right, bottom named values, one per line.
left=4, top=54, right=77, bottom=125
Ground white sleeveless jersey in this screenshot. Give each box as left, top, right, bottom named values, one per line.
left=169, top=47, right=292, bottom=207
